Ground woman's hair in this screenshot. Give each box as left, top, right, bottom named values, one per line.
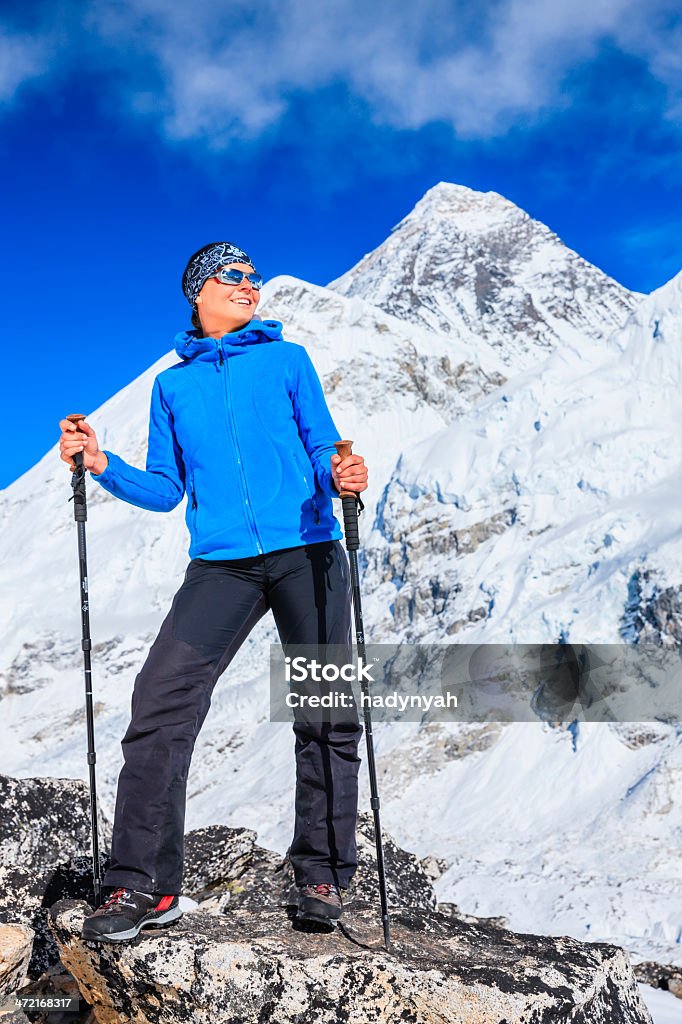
left=183, top=243, right=223, bottom=337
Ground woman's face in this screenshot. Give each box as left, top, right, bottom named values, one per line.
left=195, top=261, right=261, bottom=332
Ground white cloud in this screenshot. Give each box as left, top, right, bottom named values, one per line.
left=1, top=0, right=681, bottom=141
left=0, top=29, right=51, bottom=104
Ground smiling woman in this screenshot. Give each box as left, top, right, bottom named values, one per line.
left=183, top=240, right=264, bottom=335
left=58, top=237, right=370, bottom=943
left=194, top=260, right=261, bottom=333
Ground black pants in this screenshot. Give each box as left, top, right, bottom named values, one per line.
left=102, top=540, right=363, bottom=896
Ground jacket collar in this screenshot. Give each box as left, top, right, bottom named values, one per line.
left=174, top=318, right=283, bottom=362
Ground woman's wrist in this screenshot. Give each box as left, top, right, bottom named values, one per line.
left=90, top=451, right=109, bottom=476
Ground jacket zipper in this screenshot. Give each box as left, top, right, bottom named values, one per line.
left=217, top=341, right=264, bottom=554
left=294, top=452, right=321, bottom=524
left=190, top=473, right=198, bottom=532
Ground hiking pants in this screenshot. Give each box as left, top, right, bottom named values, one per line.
left=102, top=539, right=363, bottom=896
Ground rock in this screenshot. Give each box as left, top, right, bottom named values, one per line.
left=48, top=897, right=652, bottom=1023
left=0, top=776, right=654, bottom=1023
left=181, top=824, right=259, bottom=899
left=0, top=774, right=110, bottom=870
left=349, top=813, right=437, bottom=912
left=5, top=962, right=91, bottom=1023
left=436, top=902, right=509, bottom=930
left=620, top=569, right=682, bottom=645
left=184, top=813, right=437, bottom=919
left=633, top=959, right=682, bottom=999
left=418, top=855, right=450, bottom=881
left=365, top=480, right=516, bottom=636
left=0, top=774, right=111, bottom=980
left=43, top=813, right=651, bottom=1024
left=0, top=857, right=108, bottom=980
left=0, top=923, right=33, bottom=999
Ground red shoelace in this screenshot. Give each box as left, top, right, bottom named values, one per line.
left=103, top=887, right=131, bottom=906
left=306, top=883, right=338, bottom=897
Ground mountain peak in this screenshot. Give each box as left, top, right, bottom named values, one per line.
left=394, top=181, right=520, bottom=233
left=327, top=182, right=639, bottom=365
left=387, top=180, right=532, bottom=247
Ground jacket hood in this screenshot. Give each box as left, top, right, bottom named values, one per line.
left=174, top=318, right=283, bottom=362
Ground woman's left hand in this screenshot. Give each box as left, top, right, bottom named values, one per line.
left=331, top=453, right=368, bottom=494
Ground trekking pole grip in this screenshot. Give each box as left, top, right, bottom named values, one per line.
left=334, top=440, right=360, bottom=551
left=67, top=413, right=88, bottom=523
left=66, top=413, right=87, bottom=469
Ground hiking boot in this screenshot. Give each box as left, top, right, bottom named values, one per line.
left=297, top=883, right=343, bottom=924
left=81, top=887, right=183, bottom=942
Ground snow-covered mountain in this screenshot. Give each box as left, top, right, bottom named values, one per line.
left=363, top=268, right=682, bottom=646
left=328, top=182, right=641, bottom=368
left=2, top=183, right=680, bottom=976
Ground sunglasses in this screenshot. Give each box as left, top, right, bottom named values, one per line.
left=212, top=268, right=263, bottom=290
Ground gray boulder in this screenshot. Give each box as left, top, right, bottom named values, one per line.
left=48, top=896, right=651, bottom=1023
left=0, top=776, right=654, bottom=1023
left=0, top=774, right=111, bottom=978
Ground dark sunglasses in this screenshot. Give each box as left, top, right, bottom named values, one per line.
left=213, top=268, right=263, bottom=290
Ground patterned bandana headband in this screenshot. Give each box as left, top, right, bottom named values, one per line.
left=182, top=241, right=257, bottom=309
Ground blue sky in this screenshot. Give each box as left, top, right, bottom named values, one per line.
left=2, top=0, right=681, bottom=489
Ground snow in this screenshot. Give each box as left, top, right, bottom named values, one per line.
left=640, top=984, right=682, bottom=1024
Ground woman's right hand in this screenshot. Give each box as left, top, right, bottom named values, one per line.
left=58, top=417, right=108, bottom=475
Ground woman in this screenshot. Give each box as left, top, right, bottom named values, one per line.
left=58, top=241, right=368, bottom=942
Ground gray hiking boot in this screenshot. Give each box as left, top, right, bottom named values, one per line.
left=297, top=883, right=344, bottom=925
left=82, top=887, right=183, bottom=942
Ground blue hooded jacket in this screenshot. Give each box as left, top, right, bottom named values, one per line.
left=92, top=318, right=344, bottom=559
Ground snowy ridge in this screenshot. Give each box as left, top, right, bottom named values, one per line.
left=2, top=184, right=681, bottom=981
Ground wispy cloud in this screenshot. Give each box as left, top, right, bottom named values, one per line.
left=1, top=0, right=681, bottom=144
left=0, top=27, right=51, bottom=104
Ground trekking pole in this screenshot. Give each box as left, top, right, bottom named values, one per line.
left=334, top=440, right=390, bottom=952
left=66, top=413, right=103, bottom=910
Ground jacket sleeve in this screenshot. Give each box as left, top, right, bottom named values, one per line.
left=90, top=376, right=186, bottom=512
left=291, top=346, right=341, bottom=499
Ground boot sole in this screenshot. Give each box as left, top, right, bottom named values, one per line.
left=296, top=910, right=340, bottom=928
left=296, top=899, right=343, bottom=926
left=82, top=906, right=183, bottom=943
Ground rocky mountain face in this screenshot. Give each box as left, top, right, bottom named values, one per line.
left=327, top=182, right=641, bottom=368
left=362, top=268, right=682, bottom=646
left=1, top=183, right=680, bottom=995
